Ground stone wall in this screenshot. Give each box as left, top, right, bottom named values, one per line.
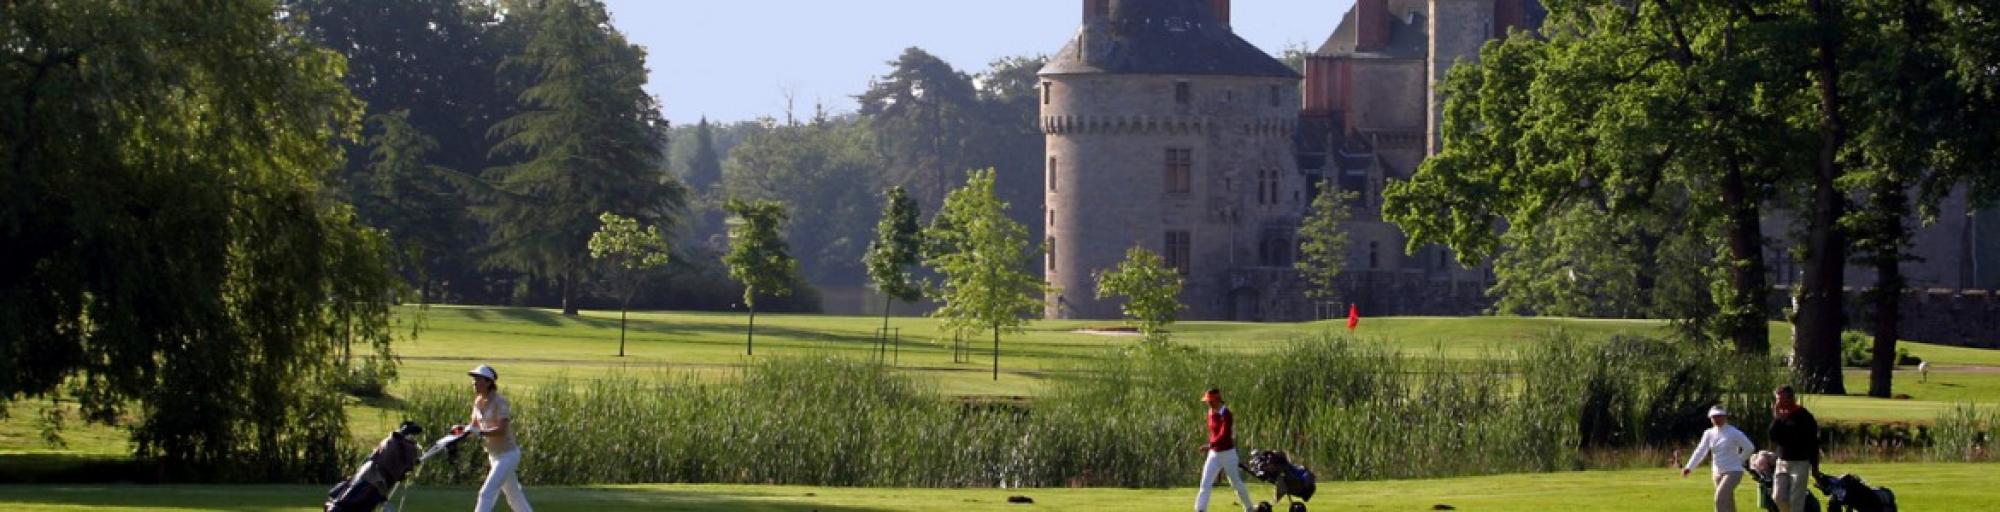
left=1769, top=286, right=2000, bottom=349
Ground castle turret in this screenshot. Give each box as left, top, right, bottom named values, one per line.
left=1040, top=0, right=1302, bottom=320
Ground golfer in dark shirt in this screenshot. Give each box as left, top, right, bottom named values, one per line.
left=1767, top=385, right=1821, bottom=512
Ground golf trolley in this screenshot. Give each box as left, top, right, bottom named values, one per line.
left=1240, top=449, right=1316, bottom=512
left=325, top=422, right=478, bottom=512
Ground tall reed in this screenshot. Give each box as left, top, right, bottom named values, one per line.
left=391, top=331, right=1787, bottom=487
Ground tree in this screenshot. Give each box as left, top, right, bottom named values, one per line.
left=970, top=55, right=1051, bottom=246
left=686, top=117, right=726, bottom=197
left=476, top=0, right=683, bottom=316
left=925, top=169, right=1046, bottom=380
left=1094, top=246, right=1185, bottom=344
left=858, top=48, right=981, bottom=208
left=723, top=199, right=798, bottom=356
left=290, top=0, right=505, bottom=303
left=2, top=0, right=401, bottom=479
left=864, top=186, right=925, bottom=356
left=1296, top=181, right=1358, bottom=304
left=723, top=117, right=881, bottom=286
left=589, top=212, right=671, bottom=357
left=1380, top=5, right=1811, bottom=356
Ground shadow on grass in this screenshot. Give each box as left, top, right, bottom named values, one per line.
left=0, top=484, right=889, bottom=511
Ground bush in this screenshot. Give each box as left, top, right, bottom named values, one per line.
left=1841, top=331, right=1917, bottom=368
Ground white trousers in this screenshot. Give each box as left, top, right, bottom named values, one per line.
left=476, top=448, right=533, bottom=512
left=1195, top=448, right=1253, bottom=512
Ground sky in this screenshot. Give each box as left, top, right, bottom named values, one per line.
left=603, top=0, right=1354, bottom=125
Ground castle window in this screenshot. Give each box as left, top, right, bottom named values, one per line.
left=1042, top=81, right=1052, bottom=105
left=1165, top=148, right=1193, bottom=194
left=1048, top=156, right=1058, bottom=192
left=1369, top=241, right=1380, bottom=269
left=1268, top=84, right=1280, bottom=107
left=1259, top=235, right=1291, bottom=267
left=1165, top=230, right=1192, bottom=275
left=1047, top=237, right=1056, bottom=271
left=1175, top=81, right=1191, bottom=105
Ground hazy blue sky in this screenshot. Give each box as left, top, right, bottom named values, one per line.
left=602, top=0, right=1354, bottom=125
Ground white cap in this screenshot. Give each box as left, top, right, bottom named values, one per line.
left=469, top=364, right=498, bottom=381
left=1708, top=406, right=1728, bottom=417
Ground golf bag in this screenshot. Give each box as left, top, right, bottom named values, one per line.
left=1815, top=473, right=1897, bottom=512
left=1241, top=449, right=1315, bottom=512
left=326, top=422, right=424, bottom=512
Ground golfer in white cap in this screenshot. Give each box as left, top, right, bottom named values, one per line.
left=463, top=364, right=532, bottom=512
left=1681, top=405, right=1756, bottom=512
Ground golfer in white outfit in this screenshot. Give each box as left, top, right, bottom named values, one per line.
left=467, top=364, right=532, bottom=512
left=1682, top=406, right=1756, bottom=512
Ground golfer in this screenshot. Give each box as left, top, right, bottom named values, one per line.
left=465, top=364, right=533, bottom=512
left=1682, top=406, right=1756, bottom=512
left=1196, top=388, right=1254, bottom=512
left=1768, top=385, right=1821, bottom=512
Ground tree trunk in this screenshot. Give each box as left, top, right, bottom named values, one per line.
left=1868, top=233, right=1903, bottom=398
left=618, top=292, right=633, bottom=357
left=880, top=295, right=893, bottom=360
left=1795, top=0, right=1848, bottom=394
left=1719, top=157, right=1772, bottom=354
left=746, top=301, right=757, bottom=356
left=991, top=326, right=1000, bottom=381
left=561, top=269, right=580, bottom=316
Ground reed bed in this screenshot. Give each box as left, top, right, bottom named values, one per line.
left=393, top=330, right=1982, bottom=487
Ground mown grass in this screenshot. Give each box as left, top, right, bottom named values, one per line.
left=0, top=462, right=1991, bottom=511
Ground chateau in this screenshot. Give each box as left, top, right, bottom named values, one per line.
left=1039, top=0, right=1996, bottom=322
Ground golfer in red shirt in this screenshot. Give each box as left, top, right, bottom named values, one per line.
left=1197, top=388, right=1254, bottom=512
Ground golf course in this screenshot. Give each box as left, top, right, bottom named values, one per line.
left=3, top=306, right=1995, bottom=509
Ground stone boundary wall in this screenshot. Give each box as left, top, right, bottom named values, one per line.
left=1770, top=285, right=2000, bottom=349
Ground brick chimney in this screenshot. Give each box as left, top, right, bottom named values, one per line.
left=1210, top=0, right=1231, bottom=26
left=1084, top=0, right=1110, bottom=23
left=1356, top=0, right=1388, bottom=51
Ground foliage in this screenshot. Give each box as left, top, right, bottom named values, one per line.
left=1295, top=182, right=1357, bottom=301
left=1488, top=201, right=1715, bottom=324
left=723, top=199, right=799, bottom=355
left=1840, top=331, right=1916, bottom=368
left=925, top=169, right=1046, bottom=379
left=1093, top=247, right=1184, bottom=344
left=1, top=0, right=403, bottom=480
left=473, top=0, right=685, bottom=315
left=857, top=48, right=982, bottom=208
left=589, top=212, right=671, bottom=357
left=289, top=0, right=507, bottom=303
left=722, top=117, right=881, bottom=286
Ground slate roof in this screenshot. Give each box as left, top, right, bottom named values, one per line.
left=1314, top=0, right=1428, bottom=59
left=1041, top=0, right=1300, bottom=78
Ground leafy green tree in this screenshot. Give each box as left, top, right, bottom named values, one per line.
left=971, top=55, right=1051, bottom=246
left=291, top=0, right=504, bottom=303
left=1094, top=247, right=1185, bottom=344
left=723, top=199, right=798, bottom=355
left=477, top=0, right=684, bottom=316
left=858, top=47, right=981, bottom=208
left=1, top=0, right=401, bottom=479
left=864, top=186, right=925, bottom=353
left=686, top=117, right=726, bottom=196
left=723, top=118, right=881, bottom=286
left=925, top=169, right=1046, bottom=380
left=1296, top=181, right=1358, bottom=303
left=589, top=212, right=671, bottom=357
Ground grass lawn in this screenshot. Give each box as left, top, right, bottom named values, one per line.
left=0, top=462, right=1989, bottom=511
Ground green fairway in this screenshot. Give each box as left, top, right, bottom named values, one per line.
left=0, top=462, right=1989, bottom=511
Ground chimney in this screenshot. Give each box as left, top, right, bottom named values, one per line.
left=1356, top=0, right=1388, bottom=51
left=1210, top=0, right=1231, bottom=26
left=1084, top=0, right=1110, bottom=24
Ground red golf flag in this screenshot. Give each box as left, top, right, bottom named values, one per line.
left=1346, top=303, right=1360, bottom=331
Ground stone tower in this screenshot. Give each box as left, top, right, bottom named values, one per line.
left=1040, top=0, right=1302, bottom=320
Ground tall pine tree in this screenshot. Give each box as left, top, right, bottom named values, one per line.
left=478, top=0, right=684, bottom=315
